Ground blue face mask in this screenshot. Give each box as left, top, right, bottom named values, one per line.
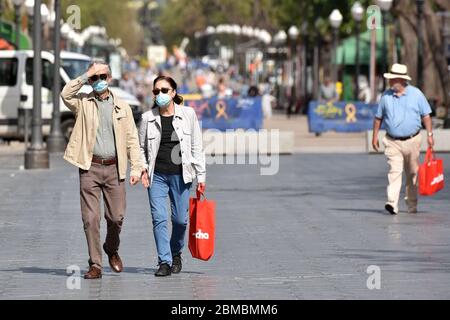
left=92, top=80, right=108, bottom=93
left=155, top=93, right=171, bottom=108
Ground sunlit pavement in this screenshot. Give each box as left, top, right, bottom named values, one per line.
left=1, top=152, right=449, bottom=299
left=263, top=113, right=367, bottom=153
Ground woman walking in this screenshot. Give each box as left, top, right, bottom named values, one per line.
left=139, top=75, right=206, bottom=276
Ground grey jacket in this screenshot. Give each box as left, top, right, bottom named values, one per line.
left=138, top=104, right=206, bottom=187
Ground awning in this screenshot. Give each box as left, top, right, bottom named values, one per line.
left=0, top=19, right=32, bottom=50
left=335, top=28, right=394, bottom=66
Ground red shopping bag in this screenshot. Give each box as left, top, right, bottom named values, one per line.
left=419, top=147, right=444, bottom=196
left=189, top=191, right=216, bottom=261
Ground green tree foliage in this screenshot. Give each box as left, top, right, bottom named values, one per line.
left=61, top=0, right=143, bottom=54
left=158, top=0, right=374, bottom=47
left=273, top=0, right=373, bottom=39
left=158, top=0, right=278, bottom=49
left=157, top=0, right=206, bottom=50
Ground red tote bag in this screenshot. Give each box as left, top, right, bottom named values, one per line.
left=189, top=191, right=216, bottom=261
left=419, top=147, right=444, bottom=196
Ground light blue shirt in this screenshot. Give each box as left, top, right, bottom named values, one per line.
left=376, top=85, right=432, bottom=137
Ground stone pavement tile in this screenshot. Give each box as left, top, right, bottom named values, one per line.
left=263, top=114, right=367, bottom=153
left=1, top=153, right=450, bottom=299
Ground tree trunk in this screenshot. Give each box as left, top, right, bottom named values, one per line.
left=424, top=1, right=450, bottom=116
left=394, top=2, right=417, bottom=79
left=393, top=0, right=450, bottom=117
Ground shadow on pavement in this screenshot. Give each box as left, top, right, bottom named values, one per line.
left=0, top=267, right=69, bottom=276
left=332, top=248, right=450, bottom=272
left=0, top=266, right=204, bottom=276
left=331, top=208, right=386, bottom=215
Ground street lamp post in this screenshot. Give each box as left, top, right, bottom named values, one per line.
left=13, top=0, right=24, bottom=50
left=25, top=0, right=49, bottom=169
left=274, top=30, right=287, bottom=109
left=352, top=1, right=364, bottom=100
left=300, top=22, right=308, bottom=108
left=376, top=0, right=393, bottom=91
left=205, top=26, right=215, bottom=57
left=60, top=23, right=71, bottom=51
left=416, top=0, right=425, bottom=90
left=24, top=1, right=48, bottom=43
left=329, top=9, right=343, bottom=84
left=313, top=18, right=322, bottom=101
left=40, top=3, right=50, bottom=50
left=194, top=32, right=201, bottom=58
left=288, top=25, right=299, bottom=116
left=47, top=0, right=65, bottom=153
left=232, top=25, right=241, bottom=68
left=25, top=0, right=34, bottom=37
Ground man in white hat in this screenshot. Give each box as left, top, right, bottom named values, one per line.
left=372, top=63, right=434, bottom=215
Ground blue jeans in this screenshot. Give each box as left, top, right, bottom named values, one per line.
left=147, top=171, right=192, bottom=266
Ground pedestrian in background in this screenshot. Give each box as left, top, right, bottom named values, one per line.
left=357, top=75, right=372, bottom=104
left=139, top=75, right=206, bottom=277
left=61, top=60, right=142, bottom=279
left=372, top=64, right=435, bottom=215
left=247, top=85, right=259, bottom=97
left=217, top=77, right=232, bottom=99
left=319, top=76, right=338, bottom=102
left=262, top=88, right=275, bottom=119
left=119, top=72, right=137, bottom=97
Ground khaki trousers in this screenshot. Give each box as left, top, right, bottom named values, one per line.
left=382, top=133, right=422, bottom=213
left=79, top=163, right=126, bottom=269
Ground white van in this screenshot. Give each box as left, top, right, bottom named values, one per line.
left=0, top=50, right=142, bottom=141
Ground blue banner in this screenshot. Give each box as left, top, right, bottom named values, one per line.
left=184, top=96, right=263, bottom=131
left=308, top=100, right=379, bottom=133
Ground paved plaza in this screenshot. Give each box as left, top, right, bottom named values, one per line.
left=0, top=150, right=449, bottom=300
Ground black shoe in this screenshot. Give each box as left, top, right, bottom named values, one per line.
left=385, top=204, right=397, bottom=215
left=171, top=254, right=182, bottom=274
left=155, top=263, right=171, bottom=277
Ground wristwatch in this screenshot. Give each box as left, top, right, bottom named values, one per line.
left=427, top=132, right=433, bottom=137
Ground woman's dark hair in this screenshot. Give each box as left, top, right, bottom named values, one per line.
left=247, top=85, right=259, bottom=97
left=153, top=75, right=184, bottom=105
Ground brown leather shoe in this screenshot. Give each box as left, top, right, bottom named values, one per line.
left=103, top=244, right=123, bottom=273
left=84, top=266, right=102, bottom=279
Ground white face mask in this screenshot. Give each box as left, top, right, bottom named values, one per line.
left=92, top=80, right=108, bottom=93
left=155, top=93, right=171, bottom=107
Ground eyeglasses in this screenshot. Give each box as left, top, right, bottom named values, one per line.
left=89, top=74, right=108, bottom=82
left=152, top=88, right=172, bottom=95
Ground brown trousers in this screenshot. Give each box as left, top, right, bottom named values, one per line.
left=79, top=163, right=126, bottom=269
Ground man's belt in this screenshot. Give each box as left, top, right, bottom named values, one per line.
left=386, top=130, right=420, bottom=141
left=91, top=155, right=117, bottom=165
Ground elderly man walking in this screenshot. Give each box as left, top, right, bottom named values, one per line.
left=372, top=63, right=435, bottom=215
left=61, top=61, right=142, bottom=279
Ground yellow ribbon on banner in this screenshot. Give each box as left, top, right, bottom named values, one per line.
left=345, top=103, right=357, bottom=123
left=215, top=100, right=229, bottom=120
left=181, top=93, right=203, bottom=101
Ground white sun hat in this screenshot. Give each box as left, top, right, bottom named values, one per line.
left=383, top=63, right=412, bottom=81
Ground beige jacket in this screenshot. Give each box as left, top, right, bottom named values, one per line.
left=61, top=76, right=142, bottom=179
left=138, top=105, right=206, bottom=187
